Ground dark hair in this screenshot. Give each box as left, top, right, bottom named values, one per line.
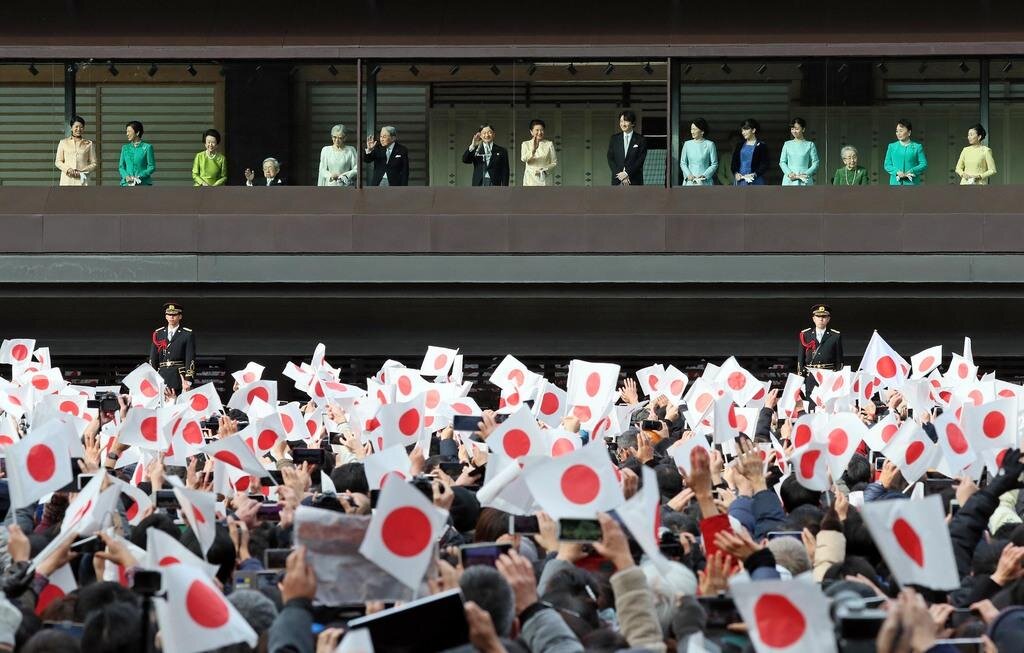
left=479, top=123, right=495, bottom=133
left=896, top=118, right=912, bottom=132
left=73, top=582, right=140, bottom=622
left=618, top=110, right=637, bottom=125
left=968, top=123, right=987, bottom=140
left=181, top=524, right=237, bottom=584
left=473, top=507, right=511, bottom=543
left=790, top=117, right=807, bottom=129
left=128, top=511, right=179, bottom=551
left=202, top=128, right=221, bottom=144
left=528, top=118, right=546, bottom=130
left=779, top=474, right=822, bottom=512
left=691, top=118, right=709, bottom=135
left=459, top=567, right=516, bottom=637
left=332, top=462, right=369, bottom=494
left=81, top=601, right=142, bottom=653
left=740, top=118, right=760, bottom=133
left=70, top=115, right=86, bottom=128
left=22, top=630, right=82, bottom=653
left=841, top=454, right=872, bottom=488
left=125, top=120, right=144, bottom=137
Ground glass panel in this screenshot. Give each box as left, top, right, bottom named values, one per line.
left=989, top=58, right=1022, bottom=185
left=0, top=63, right=66, bottom=186
left=293, top=63, right=359, bottom=186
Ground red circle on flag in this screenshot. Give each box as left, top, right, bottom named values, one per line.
left=59, top=400, right=80, bottom=416
left=967, top=390, right=983, bottom=406
left=727, top=406, right=739, bottom=429
left=695, top=393, right=713, bottom=413
left=140, top=380, right=158, bottom=398
left=376, top=389, right=388, bottom=405
left=425, top=390, right=441, bottom=410
left=502, top=429, right=532, bottom=458
left=572, top=405, right=592, bottom=422
left=397, top=376, right=413, bottom=396
left=540, top=393, right=560, bottom=415
left=552, top=438, right=575, bottom=457
left=727, top=372, right=746, bottom=391
left=306, top=419, right=318, bottom=437
left=945, top=423, right=969, bottom=454
left=235, top=476, right=250, bottom=492
left=452, top=402, right=472, bottom=415
left=141, top=416, right=158, bottom=442
left=214, top=451, right=242, bottom=469
left=242, top=372, right=256, bottom=384
left=192, top=504, right=207, bottom=524
left=828, top=429, right=848, bottom=456
left=647, top=374, right=660, bottom=390
left=983, top=411, right=1006, bottom=438
left=793, top=424, right=812, bottom=448
left=183, top=422, right=203, bottom=445
left=158, top=556, right=180, bottom=566
left=399, top=409, right=421, bottom=436
left=433, top=353, right=448, bottom=371
left=506, top=392, right=520, bottom=407
left=882, top=424, right=898, bottom=444
left=670, top=379, right=685, bottom=396
left=508, top=369, right=525, bottom=387
left=190, top=394, right=209, bottom=412
left=27, top=444, right=56, bottom=482
left=126, top=501, right=139, bottom=521
left=585, top=372, right=601, bottom=397
left=892, top=518, right=924, bottom=566
left=247, top=387, right=269, bottom=405
left=999, top=389, right=1016, bottom=399
left=258, top=429, right=278, bottom=450
left=381, top=506, right=432, bottom=557
left=832, top=376, right=845, bottom=392
left=31, top=374, right=50, bottom=391
left=281, top=414, right=294, bottom=432
left=753, top=594, right=806, bottom=648
left=10, top=344, right=28, bottom=361
left=996, top=449, right=1009, bottom=468
left=560, top=464, right=601, bottom=505
left=918, top=355, right=935, bottom=373
left=735, top=415, right=749, bottom=433
left=0, top=436, right=14, bottom=447
left=905, top=441, right=926, bottom=465
left=185, top=580, right=230, bottom=628
left=875, top=356, right=897, bottom=379
left=958, top=362, right=969, bottom=379
left=799, top=449, right=821, bottom=479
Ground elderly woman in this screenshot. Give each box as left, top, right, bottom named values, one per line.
left=118, top=120, right=155, bottom=186
left=832, top=146, right=869, bottom=185
left=779, top=117, right=820, bottom=185
left=192, top=129, right=227, bottom=186
left=955, top=123, right=997, bottom=185
left=520, top=119, right=557, bottom=186
left=679, top=118, right=717, bottom=186
left=318, top=124, right=358, bottom=186
left=244, top=158, right=286, bottom=186
left=55, top=115, right=98, bottom=186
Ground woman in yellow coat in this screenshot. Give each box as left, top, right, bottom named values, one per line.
left=520, top=119, right=557, bottom=186
left=954, top=123, right=996, bottom=185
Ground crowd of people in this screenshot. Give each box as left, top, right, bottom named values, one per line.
left=52, top=113, right=998, bottom=188
left=1, top=327, right=1024, bottom=652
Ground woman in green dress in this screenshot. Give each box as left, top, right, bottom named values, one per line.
left=832, top=146, right=868, bottom=186
left=118, top=120, right=156, bottom=186
left=192, top=128, right=228, bottom=186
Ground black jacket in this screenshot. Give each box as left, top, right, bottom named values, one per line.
left=247, top=175, right=286, bottom=186
left=797, top=327, right=844, bottom=375
left=149, top=326, right=196, bottom=383
left=607, top=131, right=648, bottom=185
left=363, top=142, right=410, bottom=186
left=731, top=140, right=771, bottom=182
left=461, top=143, right=509, bottom=186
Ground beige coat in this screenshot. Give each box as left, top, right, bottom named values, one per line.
left=55, top=137, right=98, bottom=186
left=520, top=139, right=557, bottom=186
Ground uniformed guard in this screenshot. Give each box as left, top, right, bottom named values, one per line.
left=798, top=303, right=844, bottom=399
left=149, top=302, right=196, bottom=393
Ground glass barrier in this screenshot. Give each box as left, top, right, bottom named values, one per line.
left=0, top=63, right=67, bottom=186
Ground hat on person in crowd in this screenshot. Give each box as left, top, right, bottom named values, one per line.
left=811, top=303, right=831, bottom=316
left=228, top=589, right=279, bottom=634
left=163, top=302, right=183, bottom=315
left=988, top=606, right=1024, bottom=651
left=670, top=595, right=708, bottom=637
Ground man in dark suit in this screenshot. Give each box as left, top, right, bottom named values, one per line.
left=798, top=303, right=844, bottom=400
left=148, top=302, right=196, bottom=393
left=607, top=110, right=648, bottom=186
left=461, top=124, right=509, bottom=186
left=363, top=126, right=409, bottom=186
left=244, top=158, right=286, bottom=186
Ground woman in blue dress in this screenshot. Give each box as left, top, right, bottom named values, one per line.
left=680, top=118, right=718, bottom=185
left=779, top=117, right=820, bottom=185
left=730, top=118, right=769, bottom=185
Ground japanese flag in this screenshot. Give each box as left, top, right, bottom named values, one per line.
left=359, top=477, right=449, bottom=590
left=384, top=367, right=429, bottom=403
left=790, top=443, right=831, bottom=491
left=685, top=377, right=722, bottom=424
left=911, top=346, right=942, bottom=379
left=616, top=466, right=671, bottom=571
left=962, top=397, right=1018, bottom=452
left=566, top=359, right=620, bottom=407
left=730, top=578, right=838, bottom=653
left=275, top=402, right=306, bottom=441
left=532, top=380, right=568, bottom=427
left=202, top=434, right=269, bottom=478
left=172, top=415, right=205, bottom=455
left=231, top=362, right=265, bottom=386
left=117, top=407, right=166, bottom=450
left=363, top=444, right=412, bottom=491
left=443, top=396, right=481, bottom=420
left=861, top=494, right=959, bottom=590
left=717, top=357, right=763, bottom=407
left=173, top=486, right=218, bottom=556
left=487, top=406, right=547, bottom=460
left=0, top=413, right=21, bottom=448
left=660, top=365, right=691, bottom=402
left=420, top=346, right=458, bottom=378
left=115, top=479, right=153, bottom=525
left=864, top=414, right=901, bottom=452
left=635, top=364, right=666, bottom=398
left=669, top=434, right=712, bottom=475
left=182, top=383, right=222, bottom=416
left=0, top=338, right=35, bottom=365
left=778, top=373, right=805, bottom=418
left=823, top=412, right=867, bottom=480
left=154, top=563, right=258, bottom=653
left=245, top=412, right=285, bottom=455
left=858, top=331, right=909, bottom=388
left=548, top=429, right=583, bottom=458
left=146, top=528, right=221, bottom=580
left=933, top=410, right=977, bottom=475
left=60, top=473, right=121, bottom=535
left=5, top=422, right=74, bottom=509
left=215, top=459, right=257, bottom=495
left=712, top=397, right=742, bottom=444
left=522, top=440, right=624, bottom=519
left=23, top=368, right=65, bottom=398
left=36, top=563, right=77, bottom=616
left=490, top=355, right=538, bottom=391
left=944, top=353, right=978, bottom=388
left=499, top=384, right=527, bottom=413
left=372, top=394, right=426, bottom=451
left=122, top=363, right=163, bottom=407
left=53, top=395, right=88, bottom=421
left=228, top=380, right=278, bottom=412
left=882, top=421, right=937, bottom=485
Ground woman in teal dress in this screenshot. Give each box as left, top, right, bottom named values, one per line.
left=119, top=120, right=156, bottom=186
left=883, top=119, right=927, bottom=185
left=680, top=118, right=718, bottom=185
left=779, top=117, right=819, bottom=185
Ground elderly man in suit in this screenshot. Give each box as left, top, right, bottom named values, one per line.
left=607, top=110, right=648, bottom=186
left=461, top=124, right=509, bottom=186
left=244, top=158, right=286, bottom=186
left=364, top=126, right=410, bottom=186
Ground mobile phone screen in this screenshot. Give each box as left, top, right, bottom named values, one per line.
left=508, top=515, right=540, bottom=535
left=558, top=518, right=602, bottom=542
left=460, top=543, right=512, bottom=568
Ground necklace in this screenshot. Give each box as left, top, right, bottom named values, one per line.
left=843, top=168, right=857, bottom=185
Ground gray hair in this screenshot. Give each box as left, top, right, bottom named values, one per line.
left=840, top=145, right=858, bottom=158
left=768, top=537, right=812, bottom=577
left=459, top=567, right=515, bottom=637
left=330, top=124, right=347, bottom=137
left=381, top=125, right=397, bottom=138
left=262, top=157, right=280, bottom=171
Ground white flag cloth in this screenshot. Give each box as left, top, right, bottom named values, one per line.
left=5, top=422, right=74, bottom=509
left=882, top=421, right=937, bottom=486
left=716, top=357, right=763, bottom=407
left=154, top=563, right=258, bottom=653
left=117, top=407, right=166, bottom=450
left=227, top=380, right=278, bottom=412
left=0, top=338, right=36, bottom=365
left=669, top=435, right=712, bottom=475
left=372, top=394, right=427, bottom=451
left=566, top=359, right=620, bottom=408
left=712, top=397, right=741, bottom=444
left=231, top=362, right=265, bottom=386
left=486, top=406, right=547, bottom=460
left=60, top=472, right=120, bottom=535
left=201, top=434, right=269, bottom=478
left=910, top=346, right=942, bottom=379
left=359, top=477, right=448, bottom=590
left=616, top=467, right=672, bottom=572
left=420, top=345, right=458, bottom=378
left=944, top=353, right=978, bottom=388
left=522, top=440, right=624, bottom=519
left=933, top=410, right=978, bottom=474
left=778, top=373, right=805, bottom=418
left=532, top=380, right=568, bottom=427
left=122, top=363, right=164, bottom=407
left=363, top=444, right=413, bottom=491
left=146, top=528, right=221, bottom=580
left=858, top=330, right=909, bottom=388
left=383, top=367, right=429, bottom=403
left=635, top=364, right=666, bottom=398
left=181, top=382, right=223, bottom=416
left=790, top=443, right=830, bottom=491
left=823, top=412, right=867, bottom=481
left=173, top=486, right=218, bottom=555
left=963, top=397, right=1018, bottom=452
left=490, top=355, right=538, bottom=391
left=861, top=494, right=960, bottom=590
left=864, top=413, right=900, bottom=452
left=730, top=577, right=838, bottom=653
left=115, top=478, right=153, bottom=525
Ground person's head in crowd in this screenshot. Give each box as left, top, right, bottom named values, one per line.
left=128, top=511, right=180, bottom=550
left=447, top=486, right=482, bottom=534
left=21, top=629, right=81, bottom=653
left=655, top=463, right=683, bottom=501
left=330, top=462, right=369, bottom=494
left=822, top=555, right=880, bottom=584
left=615, top=427, right=639, bottom=459
left=841, top=454, right=872, bottom=490
left=972, top=539, right=1007, bottom=577
left=783, top=504, right=824, bottom=533
left=543, top=590, right=601, bottom=639
left=670, top=595, right=708, bottom=640
left=580, top=628, right=630, bottom=652
left=73, top=582, right=139, bottom=623
left=641, top=559, right=698, bottom=634
left=779, top=475, right=822, bottom=513
left=81, top=601, right=142, bottom=653
left=459, top=566, right=515, bottom=638
left=227, top=589, right=279, bottom=649
left=473, top=508, right=513, bottom=544
left=768, top=536, right=812, bottom=577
